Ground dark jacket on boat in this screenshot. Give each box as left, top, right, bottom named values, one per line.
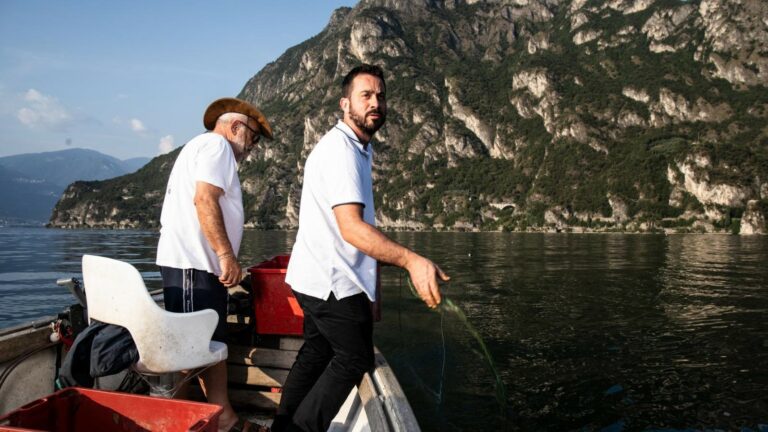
left=57, top=321, right=138, bottom=388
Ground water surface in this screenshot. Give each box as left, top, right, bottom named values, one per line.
left=1, top=228, right=766, bottom=430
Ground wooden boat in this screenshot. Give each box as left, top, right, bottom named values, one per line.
left=0, top=262, right=420, bottom=431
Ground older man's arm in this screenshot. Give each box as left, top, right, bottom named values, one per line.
left=194, top=181, right=241, bottom=287
left=333, top=203, right=449, bottom=309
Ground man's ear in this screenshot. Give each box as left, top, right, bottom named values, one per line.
left=340, top=97, right=349, bottom=113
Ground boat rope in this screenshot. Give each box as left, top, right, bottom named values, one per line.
left=396, top=271, right=443, bottom=404
left=0, top=341, right=57, bottom=392
left=438, top=303, right=446, bottom=407
left=404, top=276, right=508, bottom=415
left=398, top=270, right=404, bottom=346
left=115, top=368, right=147, bottom=394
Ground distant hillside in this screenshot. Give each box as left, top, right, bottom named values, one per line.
left=0, top=165, right=61, bottom=224
left=0, top=148, right=147, bottom=187
left=48, top=148, right=179, bottom=229
left=0, top=148, right=149, bottom=224
left=50, top=0, right=767, bottom=234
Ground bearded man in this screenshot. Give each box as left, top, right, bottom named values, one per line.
left=273, top=64, right=449, bottom=432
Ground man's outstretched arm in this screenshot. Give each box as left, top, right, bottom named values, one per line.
left=333, top=203, right=449, bottom=308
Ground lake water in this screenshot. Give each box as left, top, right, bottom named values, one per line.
left=1, top=227, right=766, bottom=431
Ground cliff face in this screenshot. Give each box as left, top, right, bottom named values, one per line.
left=49, top=149, right=178, bottom=229
left=51, top=0, right=768, bottom=234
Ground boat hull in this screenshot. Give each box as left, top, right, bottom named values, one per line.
left=1, top=310, right=419, bottom=431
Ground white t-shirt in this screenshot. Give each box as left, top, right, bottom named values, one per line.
left=286, top=120, right=377, bottom=301
left=156, top=132, right=244, bottom=276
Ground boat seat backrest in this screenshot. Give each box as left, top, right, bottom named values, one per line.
left=81, top=254, right=227, bottom=373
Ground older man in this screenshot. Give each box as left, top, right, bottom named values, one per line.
left=156, top=97, right=272, bottom=431
left=273, top=64, right=449, bottom=432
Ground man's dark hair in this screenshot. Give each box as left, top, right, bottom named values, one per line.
left=341, top=64, right=385, bottom=97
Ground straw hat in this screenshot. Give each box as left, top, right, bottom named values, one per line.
left=203, top=97, right=273, bottom=139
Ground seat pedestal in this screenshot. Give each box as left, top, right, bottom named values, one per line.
left=146, top=372, right=178, bottom=398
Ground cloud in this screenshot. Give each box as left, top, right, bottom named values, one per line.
left=130, top=118, right=146, bottom=133
left=158, top=135, right=175, bottom=154
left=16, top=89, right=73, bottom=130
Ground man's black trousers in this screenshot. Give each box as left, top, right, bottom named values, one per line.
left=273, top=291, right=374, bottom=432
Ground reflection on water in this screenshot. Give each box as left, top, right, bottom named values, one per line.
left=1, top=228, right=766, bottom=430
left=0, top=229, right=296, bottom=327
left=378, top=233, right=768, bottom=431
left=0, top=228, right=164, bottom=326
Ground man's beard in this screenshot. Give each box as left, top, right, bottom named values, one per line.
left=232, top=133, right=251, bottom=162
left=349, top=107, right=386, bottom=136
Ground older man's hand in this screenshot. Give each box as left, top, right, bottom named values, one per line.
left=218, top=254, right=242, bottom=287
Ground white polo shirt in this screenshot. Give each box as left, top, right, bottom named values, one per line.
left=286, top=120, right=377, bottom=301
left=156, top=132, right=244, bottom=276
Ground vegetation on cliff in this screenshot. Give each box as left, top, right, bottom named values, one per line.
left=50, top=0, right=768, bottom=234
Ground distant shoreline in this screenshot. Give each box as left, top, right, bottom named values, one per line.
left=6, top=225, right=752, bottom=235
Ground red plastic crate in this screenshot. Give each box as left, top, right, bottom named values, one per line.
left=0, top=387, right=222, bottom=432
left=247, top=255, right=304, bottom=336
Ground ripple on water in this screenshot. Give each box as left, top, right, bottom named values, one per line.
left=2, top=230, right=767, bottom=431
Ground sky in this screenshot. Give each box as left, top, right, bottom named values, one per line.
left=0, top=0, right=358, bottom=160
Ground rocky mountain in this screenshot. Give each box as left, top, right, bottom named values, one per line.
left=0, top=148, right=149, bottom=224
left=46, top=149, right=176, bottom=229
left=50, top=0, right=767, bottom=234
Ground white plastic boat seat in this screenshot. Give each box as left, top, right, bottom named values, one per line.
left=82, top=254, right=227, bottom=374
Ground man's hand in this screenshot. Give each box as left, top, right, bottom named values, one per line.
left=405, top=253, right=450, bottom=309
left=218, top=253, right=242, bottom=287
